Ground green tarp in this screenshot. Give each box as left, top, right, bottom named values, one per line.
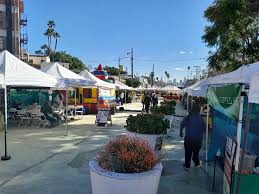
left=207, top=84, right=242, bottom=120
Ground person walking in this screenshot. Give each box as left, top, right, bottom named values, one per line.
left=120, top=92, right=125, bottom=105
left=141, top=92, right=145, bottom=110
left=144, top=94, right=151, bottom=114
left=180, top=103, right=205, bottom=169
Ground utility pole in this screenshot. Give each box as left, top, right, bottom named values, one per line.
left=151, top=64, right=155, bottom=86
left=130, top=48, right=133, bottom=87
left=187, top=66, right=190, bottom=80
left=194, top=66, right=200, bottom=80
left=118, top=58, right=121, bottom=81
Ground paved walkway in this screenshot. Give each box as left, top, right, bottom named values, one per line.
left=0, top=102, right=222, bottom=194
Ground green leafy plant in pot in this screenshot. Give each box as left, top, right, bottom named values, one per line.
left=126, top=114, right=169, bottom=135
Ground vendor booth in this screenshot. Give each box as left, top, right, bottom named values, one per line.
left=0, top=50, right=57, bottom=160
left=79, top=69, right=116, bottom=114
left=205, top=61, right=259, bottom=194
left=41, top=62, right=95, bottom=135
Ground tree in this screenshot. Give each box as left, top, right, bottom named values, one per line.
left=104, top=66, right=119, bottom=75
left=53, top=32, right=61, bottom=52
left=42, top=20, right=61, bottom=55
left=50, top=51, right=87, bottom=73
left=203, top=0, right=259, bottom=72
left=164, top=71, right=170, bottom=83
left=125, top=78, right=141, bottom=87
left=35, top=50, right=43, bottom=56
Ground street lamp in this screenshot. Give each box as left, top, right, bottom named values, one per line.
left=118, top=56, right=130, bottom=81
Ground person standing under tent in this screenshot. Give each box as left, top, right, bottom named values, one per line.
left=141, top=92, right=145, bottom=110
left=152, top=94, right=158, bottom=107
left=180, top=103, right=205, bottom=169
left=120, top=92, right=125, bottom=105
left=41, top=101, right=61, bottom=127
left=144, top=93, right=152, bottom=114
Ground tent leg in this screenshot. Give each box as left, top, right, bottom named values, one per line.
left=235, top=85, right=245, bottom=171
left=236, top=103, right=253, bottom=194
left=1, top=85, right=11, bottom=161
left=65, top=87, right=68, bottom=136
left=206, top=104, right=209, bottom=170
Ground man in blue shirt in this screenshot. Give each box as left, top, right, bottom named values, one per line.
left=180, top=103, right=205, bottom=169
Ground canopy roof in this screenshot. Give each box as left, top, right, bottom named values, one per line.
left=115, top=80, right=133, bottom=90
left=41, top=62, right=95, bottom=88
left=209, top=61, right=259, bottom=85
left=79, top=69, right=115, bottom=89
left=134, top=85, right=146, bottom=91
left=249, top=73, right=259, bottom=104
left=0, top=50, right=57, bottom=87
left=160, top=85, right=181, bottom=92
left=146, top=85, right=161, bottom=91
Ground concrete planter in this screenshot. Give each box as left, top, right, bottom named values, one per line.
left=89, top=159, right=162, bottom=194
left=126, top=130, right=164, bottom=151
left=164, top=115, right=173, bottom=128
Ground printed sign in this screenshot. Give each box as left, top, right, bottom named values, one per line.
left=96, top=110, right=110, bottom=124
left=207, top=84, right=241, bottom=119
left=223, top=136, right=236, bottom=194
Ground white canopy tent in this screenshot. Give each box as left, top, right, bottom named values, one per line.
left=134, top=85, right=146, bottom=92
left=79, top=69, right=115, bottom=89
left=115, top=80, right=133, bottom=90
left=248, top=72, right=259, bottom=104
left=208, top=61, right=259, bottom=85
left=0, top=50, right=57, bottom=160
left=146, top=85, right=160, bottom=91
left=41, top=62, right=96, bottom=135
left=41, top=62, right=95, bottom=88
left=160, top=85, right=181, bottom=93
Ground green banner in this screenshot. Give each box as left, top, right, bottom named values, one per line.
left=207, top=84, right=241, bottom=120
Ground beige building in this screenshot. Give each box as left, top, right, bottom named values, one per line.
left=28, top=55, right=51, bottom=69
left=0, top=0, right=27, bottom=58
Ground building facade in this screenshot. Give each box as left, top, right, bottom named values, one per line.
left=0, top=0, right=27, bottom=58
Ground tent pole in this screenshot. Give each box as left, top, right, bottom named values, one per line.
left=186, top=94, right=189, bottom=113
left=1, top=85, right=11, bottom=160
left=205, top=103, right=209, bottom=170
left=74, top=87, right=76, bottom=106
left=236, top=102, right=252, bottom=194
left=65, top=87, right=68, bottom=136
left=235, top=85, right=245, bottom=172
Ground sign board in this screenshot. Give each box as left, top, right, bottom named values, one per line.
left=207, top=84, right=241, bottom=120
left=96, top=110, right=110, bottom=124
left=223, top=136, right=237, bottom=194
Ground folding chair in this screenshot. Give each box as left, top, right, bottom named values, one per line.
left=75, top=105, right=84, bottom=118
left=30, top=112, right=49, bottom=128
left=17, top=110, right=31, bottom=127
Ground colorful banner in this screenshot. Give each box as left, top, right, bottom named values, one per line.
left=207, top=84, right=241, bottom=120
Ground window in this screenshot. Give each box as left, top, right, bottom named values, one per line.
left=83, top=88, right=92, bottom=98
left=0, top=12, right=4, bottom=28
left=0, top=36, right=4, bottom=50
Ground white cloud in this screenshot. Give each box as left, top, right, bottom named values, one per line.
left=179, top=50, right=186, bottom=55
left=189, top=51, right=193, bottom=54
left=175, top=67, right=185, bottom=71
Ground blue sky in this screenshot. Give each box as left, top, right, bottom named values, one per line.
left=24, top=0, right=213, bottom=82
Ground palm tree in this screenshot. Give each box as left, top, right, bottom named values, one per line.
left=53, top=32, right=61, bottom=52
left=47, top=20, right=55, bottom=29
left=164, top=71, right=170, bottom=83
left=35, top=50, right=43, bottom=56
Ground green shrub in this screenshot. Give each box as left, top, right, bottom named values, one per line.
left=151, top=106, right=175, bottom=115
left=97, top=136, right=160, bottom=173
left=126, top=114, right=169, bottom=134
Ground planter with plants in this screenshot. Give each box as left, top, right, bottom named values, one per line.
left=151, top=106, right=175, bottom=128
left=89, top=136, right=163, bottom=194
left=125, top=114, right=170, bottom=150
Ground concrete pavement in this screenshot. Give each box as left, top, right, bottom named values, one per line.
left=0, top=102, right=222, bottom=194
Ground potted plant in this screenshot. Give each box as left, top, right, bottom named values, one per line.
left=89, top=136, right=163, bottom=194
left=154, top=100, right=176, bottom=128
left=125, top=114, right=170, bottom=150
